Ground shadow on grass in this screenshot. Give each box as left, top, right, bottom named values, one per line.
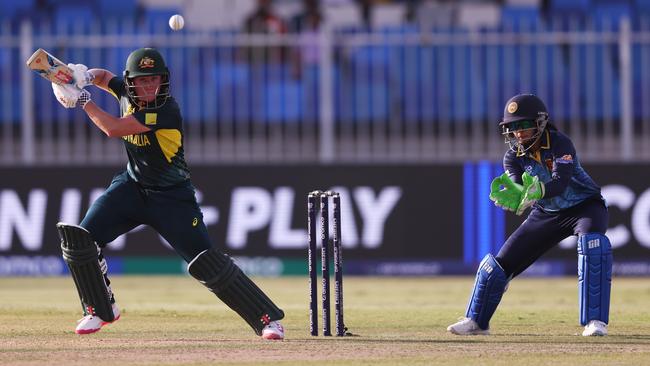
left=279, top=333, right=650, bottom=345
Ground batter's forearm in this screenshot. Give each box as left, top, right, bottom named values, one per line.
left=88, top=69, right=115, bottom=92
left=83, top=101, right=121, bottom=137
left=82, top=101, right=151, bottom=137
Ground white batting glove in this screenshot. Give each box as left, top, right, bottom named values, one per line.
left=52, top=83, right=81, bottom=108
left=67, top=63, right=95, bottom=89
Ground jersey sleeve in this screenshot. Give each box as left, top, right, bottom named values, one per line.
left=543, top=133, right=575, bottom=198
left=107, top=77, right=126, bottom=100
left=131, top=99, right=182, bottom=130
left=503, top=151, right=524, bottom=185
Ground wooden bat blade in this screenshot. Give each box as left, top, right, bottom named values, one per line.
left=26, top=48, right=74, bottom=85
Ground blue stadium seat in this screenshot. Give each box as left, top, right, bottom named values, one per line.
left=295, top=64, right=320, bottom=122
left=548, top=0, right=590, bottom=29
left=336, top=41, right=390, bottom=122
left=0, top=0, right=35, bottom=20
left=637, top=0, right=650, bottom=12
left=345, top=82, right=388, bottom=122
left=98, top=0, right=137, bottom=20
left=592, top=3, right=632, bottom=29
left=138, top=8, right=181, bottom=34
left=0, top=47, right=10, bottom=70
left=264, top=82, right=302, bottom=123
left=53, top=5, right=96, bottom=33
left=501, top=6, right=541, bottom=30
left=211, top=63, right=252, bottom=123
left=1, top=75, right=26, bottom=123
left=349, top=44, right=390, bottom=76
left=377, top=24, right=418, bottom=34
left=550, top=0, right=591, bottom=12
left=631, top=42, right=648, bottom=119
left=212, top=63, right=248, bottom=123
left=213, top=63, right=249, bottom=88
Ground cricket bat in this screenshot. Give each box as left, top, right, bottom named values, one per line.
left=26, top=48, right=75, bottom=85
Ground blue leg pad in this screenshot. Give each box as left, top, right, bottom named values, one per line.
left=465, top=254, right=508, bottom=330
left=578, top=233, right=612, bottom=325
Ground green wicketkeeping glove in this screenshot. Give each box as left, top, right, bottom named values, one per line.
left=489, top=172, right=523, bottom=213
left=515, top=172, right=545, bottom=215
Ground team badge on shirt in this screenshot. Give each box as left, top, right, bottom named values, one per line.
left=145, top=113, right=157, bottom=125
left=555, top=154, right=573, bottom=164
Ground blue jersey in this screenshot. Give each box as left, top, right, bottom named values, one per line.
left=503, top=128, right=601, bottom=212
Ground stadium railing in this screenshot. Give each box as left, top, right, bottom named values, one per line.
left=1, top=17, right=649, bottom=165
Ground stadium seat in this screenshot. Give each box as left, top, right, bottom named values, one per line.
left=341, top=81, right=388, bottom=122
left=213, top=63, right=249, bottom=88
left=501, top=5, right=541, bottom=30
left=211, top=63, right=254, bottom=123
left=212, top=63, right=248, bottom=123
left=138, top=8, right=182, bottom=34
left=54, top=5, right=96, bottom=33
left=637, top=0, right=650, bottom=12
left=550, top=0, right=591, bottom=12
left=592, top=3, right=632, bottom=30
left=347, top=41, right=390, bottom=80
left=98, top=0, right=137, bottom=20
left=0, top=81, right=21, bottom=123
left=265, top=81, right=302, bottom=123
left=0, top=0, right=35, bottom=20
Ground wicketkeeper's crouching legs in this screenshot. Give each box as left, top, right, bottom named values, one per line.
left=57, top=223, right=119, bottom=334
left=188, top=248, right=285, bottom=336
left=447, top=254, right=508, bottom=335
left=465, top=254, right=509, bottom=329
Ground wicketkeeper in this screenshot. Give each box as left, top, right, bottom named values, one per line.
left=52, top=48, right=285, bottom=339
left=447, top=94, right=612, bottom=337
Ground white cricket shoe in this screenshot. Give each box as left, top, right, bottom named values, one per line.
left=75, top=304, right=120, bottom=335
left=447, top=317, right=490, bottom=335
left=261, top=320, right=285, bottom=340
left=582, top=320, right=608, bottom=336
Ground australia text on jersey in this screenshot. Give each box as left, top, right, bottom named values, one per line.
left=123, top=133, right=151, bottom=147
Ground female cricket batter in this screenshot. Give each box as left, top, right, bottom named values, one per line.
left=447, top=94, right=612, bottom=337
left=51, top=48, right=285, bottom=339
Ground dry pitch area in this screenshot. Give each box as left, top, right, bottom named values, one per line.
left=1, top=276, right=649, bottom=366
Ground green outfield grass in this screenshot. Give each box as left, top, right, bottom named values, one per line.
left=1, top=276, right=649, bottom=365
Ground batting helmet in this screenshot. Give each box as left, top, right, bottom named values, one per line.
left=123, top=48, right=170, bottom=108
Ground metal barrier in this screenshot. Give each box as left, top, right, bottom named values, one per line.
left=1, top=18, right=650, bottom=165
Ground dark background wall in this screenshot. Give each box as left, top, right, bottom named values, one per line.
left=0, top=164, right=648, bottom=275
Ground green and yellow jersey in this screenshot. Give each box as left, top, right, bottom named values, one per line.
left=108, top=77, right=190, bottom=188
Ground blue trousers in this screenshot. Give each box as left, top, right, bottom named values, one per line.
left=496, top=197, right=608, bottom=278
left=80, top=171, right=212, bottom=262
